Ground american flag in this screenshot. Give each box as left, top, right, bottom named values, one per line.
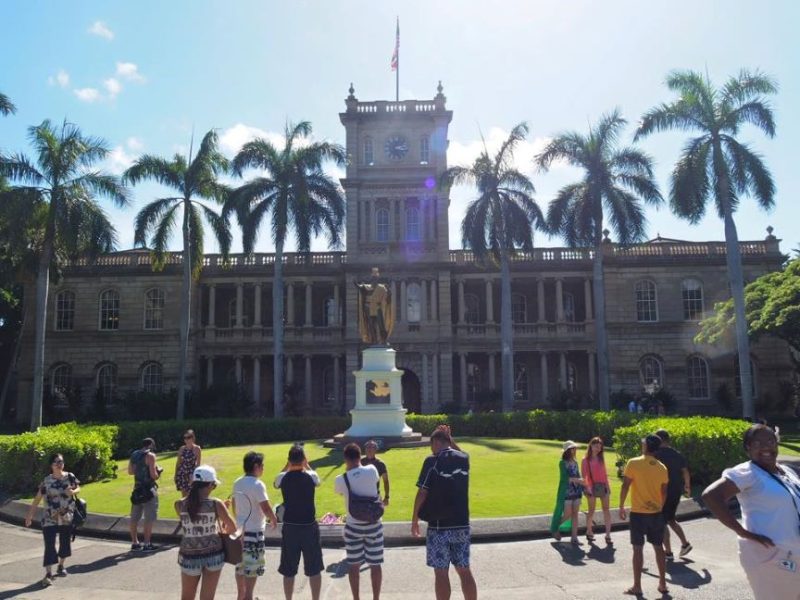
left=390, top=19, right=399, bottom=71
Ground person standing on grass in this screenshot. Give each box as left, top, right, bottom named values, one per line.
left=128, top=437, right=162, bottom=552
left=654, top=429, right=693, bottom=560
left=582, top=437, right=613, bottom=545
left=232, top=451, right=278, bottom=600
left=175, top=430, right=202, bottom=496
left=411, top=428, right=477, bottom=600
left=550, top=440, right=585, bottom=544
left=361, top=440, right=390, bottom=507
left=335, top=443, right=384, bottom=600
left=619, top=434, right=669, bottom=596
left=274, top=444, right=324, bottom=600
left=25, top=453, right=80, bottom=587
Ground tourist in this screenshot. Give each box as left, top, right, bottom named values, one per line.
left=654, top=429, right=692, bottom=559
left=24, top=453, right=80, bottom=587
left=176, top=465, right=236, bottom=600
left=628, top=398, right=637, bottom=413
left=582, top=437, right=612, bottom=545
left=175, top=429, right=202, bottom=496
left=702, top=424, right=800, bottom=600
left=128, top=437, right=162, bottom=551
left=335, top=443, right=384, bottom=599
left=361, top=439, right=390, bottom=506
left=232, top=451, right=278, bottom=600
left=619, top=434, right=669, bottom=596
left=411, top=428, right=477, bottom=600
left=274, top=443, right=324, bottom=600
left=550, top=440, right=585, bottom=544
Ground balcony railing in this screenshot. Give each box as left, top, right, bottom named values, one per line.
left=454, top=321, right=593, bottom=339
left=202, top=325, right=344, bottom=343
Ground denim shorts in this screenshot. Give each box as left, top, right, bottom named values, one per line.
left=426, top=527, right=470, bottom=569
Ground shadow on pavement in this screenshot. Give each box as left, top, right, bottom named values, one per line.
left=550, top=541, right=587, bottom=565
left=68, top=546, right=173, bottom=575
left=0, top=582, right=47, bottom=599
left=325, top=559, right=349, bottom=579
left=586, top=540, right=617, bottom=563
left=664, top=559, right=712, bottom=589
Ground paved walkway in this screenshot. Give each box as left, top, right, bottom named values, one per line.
left=0, top=518, right=754, bottom=599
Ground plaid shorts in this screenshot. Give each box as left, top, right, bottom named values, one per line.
left=236, top=531, right=266, bottom=578
left=426, top=527, right=470, bottom=570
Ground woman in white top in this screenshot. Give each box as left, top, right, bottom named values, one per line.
left=702, top=424, right=800, bottom=600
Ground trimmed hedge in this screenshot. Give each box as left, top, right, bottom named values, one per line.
left=0, top=422, right=118, bottom=495
left=614, top=416, right=750, bottom=486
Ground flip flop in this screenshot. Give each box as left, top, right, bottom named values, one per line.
left=623, top=587, right=642, bottom=596
left=658, top=585, right=670, bottom=595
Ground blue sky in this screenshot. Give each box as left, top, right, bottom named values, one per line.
left=1, top=1, right=798, bottom=254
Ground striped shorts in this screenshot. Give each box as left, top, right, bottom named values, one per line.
left=343, top=520, right=384, bottom=566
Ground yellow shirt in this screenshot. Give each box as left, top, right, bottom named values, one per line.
left=623, top=455, right=668, bottom=514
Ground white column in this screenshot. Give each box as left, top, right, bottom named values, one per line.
left=253, top=284, right=262, bottom=327
left=360, top=201, right=366, bottom=242
left=459, top=353, right=468, bottom=405
left=400, top=280, right=407, bottom=322
left=305, top=281, right=313, bottom=326
left=390, top=281, right=397, bottom=323
left=588, top=351, right=597, bottom=395
left=537, top=279, right=546, bottom=322
left=286, top=355, right=294, bottom=384
left=421, top=280, right=429, bottom=321
left=235, top=356, right=243, bottom=384
left=540, top=353, right=549, bottom=402
left=432, top=354, right=439, bottom=407
left=559, top=352, right=567, bottom=390
left=422, top=353, right=429, bottom=408
left=304, top=355, right=312, bottom=411
left=488, top=353, right=496, bottom=389
left=430, top=279, right=438, bottom=322
left=208, top=284, right=216, bottom=327
left=206, top=356, right=214, bottom=388
left=333, top=355, right=341, bottom=407
left=458, top=280, right=466, bottom=324
left=584, top=278, right=593, bottom=321
left=486, top=280, right=494, bottom=323
left=235, top=283, right=244, bottom=328
left=333, top=284, right=341, bottom=325
left=253, top=356, right=261, bottom=405
left=555, top=279, right=564, bottom=323
left=287, top=282, right=295, bottom=326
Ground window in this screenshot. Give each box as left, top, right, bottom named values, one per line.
left=50, top=363, right=72, bottom=406
left=144, top=288, right=165, bottom=330
left=687, top=355, right=710, bottom=399
left=407, top=282, right=422, bottom=323
left=734, top=356, right=758, bottom=399
left=682, top=279, right=704, bottom=320
left=375, top=208, right=389, bottom=242
left=514, top=364, right=528, bottom=402
left=466, top=362, right=481, bottom=404
left=322, top=366, right=335, bottom=406
left=324, top=297, right=339, bottom=326
left=406, top=207, right=420, bottom=241
left=420, top=136, right=430, bottom=163
left=635, top=280, right=658, bottom=322
left=567, top=362, right=578, bottom=393
left=227, top=298, right=250, bottom=328
left=364, top=137, right=374, bottom=165
left=96, top=363, right=117, bottom=403
left=464, top=294, right=480, bottom=324
left=99, top=289, right=120, bottom=330
left=639, top=355, right=663, bottom=389
left=511, top=293, right=527, bottom=323
left=55, top=291, right=75, bottom=330
left=141, top=362, right=163, bottom=394
left=563, top=292, right=576, bottom=322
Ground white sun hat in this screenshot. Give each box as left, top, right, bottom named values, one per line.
left=193, top=465, right=221, bottom=485
left=562, top=440, right=578, bottom=451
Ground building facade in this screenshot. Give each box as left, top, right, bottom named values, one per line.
left=13, top=86, right=793, bottom=422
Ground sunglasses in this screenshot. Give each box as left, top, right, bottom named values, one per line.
left=53, top=460, right=64, bottom=465
left=591, top=441, right=602, bottom=446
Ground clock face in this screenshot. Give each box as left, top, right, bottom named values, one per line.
left=384, top=135, right=409, bottom=160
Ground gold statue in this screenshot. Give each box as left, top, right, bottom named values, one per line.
left=355, top=267, right=394, bottom=345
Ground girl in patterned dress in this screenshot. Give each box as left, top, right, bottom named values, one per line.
left=175, top=429, right=202, bottom=495
left=25, top=453, right=81, bottom=587
left=550, top=441, right=587, bottom=544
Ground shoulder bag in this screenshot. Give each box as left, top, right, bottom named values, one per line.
left=343, top=472, right=384, bottom=524
left=216, top=498, right=244, bottom=565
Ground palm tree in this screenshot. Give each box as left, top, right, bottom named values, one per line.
left=124, top=130, right=232, bottom=420
left=441, top=122, right=545, bottom=412
left=536, top=110, right=662, bottom=410
left=226, top=121, right=346, bottom=418
left=0, top=92, right=15, bottom=116
left=635, top=69, right=777, bottom=420
left=0, top=119, right=128, bottom=429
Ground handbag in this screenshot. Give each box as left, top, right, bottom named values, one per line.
left=343, top=472, right=384, bottom=524
left=587, top=458, right=607, bottom=497
left=217, top=496, right=245, bottom=565
left=130, top=484, right=154, bottom=505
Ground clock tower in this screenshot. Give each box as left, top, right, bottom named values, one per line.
left=339, top=82, right=453, bottom=265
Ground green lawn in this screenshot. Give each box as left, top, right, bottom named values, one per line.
left=32, top=439, right=623, bottom=521
left=780, top=435, right=800, bottom=457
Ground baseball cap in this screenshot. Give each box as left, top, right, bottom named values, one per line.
left=193, top=465, right=221, bottom=485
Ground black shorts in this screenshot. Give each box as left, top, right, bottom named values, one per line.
left=629, top=512, right=665, bottom=546
left=662, top=493, right=681, bottom=522
left=278, top=523, right=324, bottom=578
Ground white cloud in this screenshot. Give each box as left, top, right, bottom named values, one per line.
left=116, top=62, right=145, bottom=83
left=447, top=127, right=554, bottom=174
left=105, top=145, right=136, bottom=175
left=103, top=77, right=122, bottom=99
left=88, top=21, right=114, bottom=40
left=219, top=123, right=284, bottom=156
left=73, top=87, right=101, bottom=103
left=48, top=69, right=70, bottom=88
left=126, top=137, right=144, bottom=151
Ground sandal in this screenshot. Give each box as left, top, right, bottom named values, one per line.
left=658, top=585, right=670, bottom=595
left=586, top=533, right=595, bottom=542
left=605, top=534, right=613, bottom=545
left=623, top=587, right=642, bottom=596
left=553, top=531, right=562, bottom=541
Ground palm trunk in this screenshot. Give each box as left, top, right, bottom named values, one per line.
left=272, top=239, right=285, bottom=418
left=30, top=231, right=54, bottom=430
left=593, top=236, right=610, bottom=410
left=500, top=253, right=514, bottom=412
left=176, top=201, right=191, bottom=420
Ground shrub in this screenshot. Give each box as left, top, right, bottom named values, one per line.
left=613, top=416, right=750, bottom=486
left=0, top=422, right=117, bottom=495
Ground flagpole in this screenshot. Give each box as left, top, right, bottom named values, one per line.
left=395, top=17, right=399, bottom=102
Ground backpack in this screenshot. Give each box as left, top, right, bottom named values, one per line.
left=343, top=472, right=384, bottom=524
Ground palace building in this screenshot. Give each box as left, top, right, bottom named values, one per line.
left=12, top=85, right=793, bottom=422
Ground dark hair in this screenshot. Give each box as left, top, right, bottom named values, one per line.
left=183, top=429, right=195, bottom=440
left=585, top=437, right=605, bottom=463
left=243, top=451, right=264, bottom=475
left=343, top=443, right=361, bottom=462
left=141, top=437, right=155, bottom=449
left=49, top=453, right=63, bottom=465
left=644, top=434, right=662, bottom=454
left=288, top=444, right=306, bottom=465
left=431, top=429, right=451, bottom=445
left=655, top=429, right=670, bottom=442
left=185, top=481, right=213, bottom=522
left=561, top=447, right=576, bottom=461
left=743, top=423, right=776, bottom=450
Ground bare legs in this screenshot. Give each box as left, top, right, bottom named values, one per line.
left=235, top=574, right=258, bottom=600
left=558, top=499, right=581, bottom=542
left=663, top=519, right=689, bottom=555
left=284, top=575, right=321, bottom=600
left=434, top=567, right=477, bottom=600
left=347, top=563, right=382, bottom=600
left=627, top=544, right=667, bottom=595
left=586, top=493, right=612, bottom=541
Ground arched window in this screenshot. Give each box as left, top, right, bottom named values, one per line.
left=511, top=293, right=527, bottom=323
left=141, top=362, right=163, bottom=394
left=687, top=355, right=710, bottom=399
left=567, top=362, right=578, bottom=393
left=514, top=364, right=528, bottom=402
left=407, top=282, right=422, bottom=323
left=363, top=137, right=374, bottom=165
left=50, top=363, right=72, bottom=406
left=734, top=356, right=758, bottom=399
left=466, top=362, right=481, bottom=404
left=99, top=289, right=120, bottom=330
left=563, top=292, right=576, bottom=322
left=375, top=208, right=389, bottom=242
left=144, top=288, right=165, bottom=330
left=420, top=136, right=430, bottom=164
left=682, top=279, right=704, bottom=321
left=464, top=293, right=480, bottom=324
left=323, top=297, right=339, bottom=326
left=96, top=363, right=117, bottom=403
left=322, top=366, right=335, bottom=406
left=639, top=355, right=663, bottom=389
left=55, top=291, right=75, bottom=331
left=406, top=207, right=420, bottom=241
left=635, top=280, right=658, bottom=322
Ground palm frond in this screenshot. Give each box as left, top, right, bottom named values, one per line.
left=232, top=139, right=280, bottom=175
left=670, top=136, right=711, bottom=223
left=535, top=132, right=588, bottom=171
left=723, top=100, right=776, bottom=138
left=0, top=92, right=17, bottom=116
left=133, top=197, right=180, bottom=247
left=723, top=137, right=775, bottom=210
left=634, top=102, right=703, bottom=140
left=0, top=153, right=46, bottom=185
left=197, top=201, right=232, bottom=259
left=439, top=165, right=475, bottom=189
left=149, top=203, right=181, bottom=268
left=124, top=155, right=184, bottom=190
left=494, top=121, right=529, bottom=172
left=70, top=172, right=129, bottom=207
left=721, top=69, right=778, bottom=107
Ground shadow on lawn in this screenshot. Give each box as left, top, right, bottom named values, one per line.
left=460, top=438, right=524, bottom=452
